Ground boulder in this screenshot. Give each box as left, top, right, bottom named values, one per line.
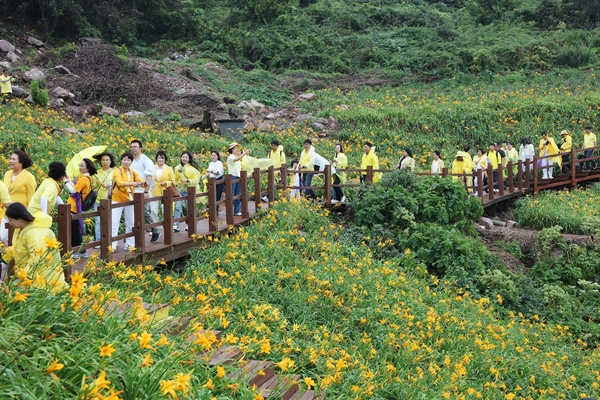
left=257, top=121, right=273, bottom=131
left=54, top=65, right=72, bottom=75
left=317, top=117, right=328, bottom=125
left=101, top=106, right=120, bottom=117
left=52, top=86, right=71, bottom=99
left=124, top=111, right=145, bottom=118
left=25, top=94, right=33, bottom=104
left=0, top=61, right=11, bottom=69
left=62, top=127, right=81, bottom=135
left=310, top=122, right=325, bottom=131
left=328, top=116, right=337, bottom=124
left=339, top=104, right=348, bottom=110
left=298, top=93, right=316, bottom=101
left=80, top=37, right=102, bottom=47
left=265, top=113, right=277, bottom=120
left=170, top=52, right=187, bottom=60
left=0, top=40, right=15, bottom=53
left=11, top=86, right=27, bottom=97
left=244, top=120, right=255, bottom=131
left=175, top=88, right=186, bottom=95
left=478, top=217, right=494, bottom=230
left=250, top=99, right=265, bottom=109
left=23, top=68, right=45, bottom=82
left=5, top=51, right=20, bottom=63
left=294, top=114, right=312, bottom=123
left=27, top=37, right=45, bottom=48
left=51, top=98, right=65, bottom=108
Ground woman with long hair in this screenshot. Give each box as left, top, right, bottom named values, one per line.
left=3, top=150, right=36, bottom=208
left=92, top=152, right=115, bottom=248
left=331, top=143, right=347, bottom=203
left=174, top=151, right=200, bottom=231
left=202, top=150, right=224, bottom=214
left=28, top=162, right=66, bottom=216
left=397, top=147, right=415, bottom=171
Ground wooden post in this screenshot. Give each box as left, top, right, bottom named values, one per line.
left=517, top=160, right=523, bottom=191
left=441, top=167, right=448, bottom=178
left=208, top=177, right=217, bottom=233
left=507, top=161, right=514, bottom=193
left=477, top=169, right=484, bottom=198
left=570, top=148, right=576, bottom=187
left=280, top=164, right=288, bottom=192
left=525, top=159, right=531, bottom=189
left=241, top=170, right=249, bottom=218
left=163, top=187, right=174, bottom=245
left=487, top=164, right=494, bottom=200
left=253, top=168, right=261, bottom=212
left=186, top=186, right=197, bottom=237
left=100, top=199, right=111, bottom=260
left=366, top=166, right=373, bottom=183
left=533, top=155, right=538, bottom=193
left=133, top=193, right=145, bottom=253
left=324, top=164, right=332, bottom=206
left=225, top=175, right=234, bottom=226
left=57, top=204, right=72, bottom=257
left=498, top=163, right=505, bottom=196
left=267, top=166, right=275, bottom=203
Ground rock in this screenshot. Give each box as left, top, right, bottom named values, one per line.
left=298, top=93, right=316, bottom=101
left=5, top=51, right=20, bottom=63
left=506, top=220, right=517, bottom=228
left=478, top=217, right=494, bottom=230
left=51, top=98, right=65, bottom=108
left=223, top=96, right=236, bottom=104
left=62, top=127, right=81, bottom=135
left=23, top=68, right=45, bottom=82
left=175, top=88, right=186, bottom=95
left=244, top=120, right=255, bottom=131
left=170, top=52, right=187, bottom=60
left=182, top=67, right=200, bottom=81
left=0, top=61, right=11, bottom=69
left=250, top=99, right=265, bottom=109
left=265, top=113, right=277, bottom=120
left=80, top=37, right=102, bottom=47
left=0, top=40, right=15, bottom=53
left=54, top=65, right=72, bottom=75
left=317, top=117, right=328, bottom=125
left=11, top=86, right=27, bottom=97
left=328, top=116, right=337, bottom=124
left=237, top=101, right=252, bottom=109
left=27, top=37, right=45, bottom=48
left=218, top=103, right=227, bottom=110
left=25, top=94, right=33, bottom=104
left=294, top=114, right=312, bottom=123
left=310, top=122, right=325, bottom=131
left=257, top=121, right=273, bottom=131
left=124, top=111, right=144, bottom=118
left=52, top=86, right=71, bottom=99
left=101, top=106, right=119, bottom=117
left=281, top=79, right=289, bottom=87
left=340, top=104, right=348, bottom=110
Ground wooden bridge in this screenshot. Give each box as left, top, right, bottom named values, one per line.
left=5, top=146, right=600, bottom=279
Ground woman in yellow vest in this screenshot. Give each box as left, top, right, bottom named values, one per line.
left=538, top=131, right=560, bottom=179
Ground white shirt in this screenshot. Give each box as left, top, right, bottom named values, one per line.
left=207, top=161, right=224, bottom=178
left=314, top=153, right=335, bottom=173
left=131, top=154, right=154, bottom=193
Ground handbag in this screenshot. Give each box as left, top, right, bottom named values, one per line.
left=81, top=177, right=98, bottom=211
left=168, top=184, right=179, bottom=198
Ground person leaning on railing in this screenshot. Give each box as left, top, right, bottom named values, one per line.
left=28, top=162, right=67, bottom=216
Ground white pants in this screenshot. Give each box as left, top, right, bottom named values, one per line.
left=0, top=218, right=8, bottom=245
left=112, top=202, right=135, bottom=249
left=149, top=200, right=164, bottom=231
left=541, top=154, right=553, bottom=179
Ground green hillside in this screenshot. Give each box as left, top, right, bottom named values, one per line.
left=1, top=0, right=600, bottom=76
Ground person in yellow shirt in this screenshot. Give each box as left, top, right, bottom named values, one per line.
left=111, top=152, right=145, bottom=251
left=558, top=130, right=572, bottom=173
left=451, top=151, right=470, bottom=189
left=2, top=203, right=68, bottom=293
left=149, top=150, right=175, bottom=239
left=3, top=150, right=37, bottom=209
left=431, top=150, right=445, bottom=175
left=268, top=140, right=286, bottom=179
left=92, top=152, right=115, bottom=247
left=360, top=142, right=381, bottom=183
left=486, top=143, right=502, bottom=192
left=1, top=69, right=14, bottom=104
left=174, top=151, right=201, bottom=230
left=582, top=126, right=596, bottom=170
left=331, top=143, right=348, bottom=203
left=538, top=131, right=560, bottom=179
left=28, top=162, right=66, bottom=215
left=473, top=148, right=489, bottom=195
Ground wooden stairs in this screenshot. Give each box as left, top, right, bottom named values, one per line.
left=108, top=303, right=325, bottom=399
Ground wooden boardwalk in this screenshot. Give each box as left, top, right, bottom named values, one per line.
left=4, top=146, right=600, bottom=279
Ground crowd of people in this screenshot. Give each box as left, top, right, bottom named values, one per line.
left=0, top=129, right=596, bottom=286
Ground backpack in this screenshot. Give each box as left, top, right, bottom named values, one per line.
left=81, top=177, right=98, bottom=211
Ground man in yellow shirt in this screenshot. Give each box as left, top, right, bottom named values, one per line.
left=486, top=143, right=501, bottom=192
left=558, top=130, right=572, bottom=173
left=0, top=69, right=14, bottom=104
left=582, top=126, right=596, bottom=170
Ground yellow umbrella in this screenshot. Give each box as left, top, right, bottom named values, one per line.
left=67, top=145, right=107, bottom=178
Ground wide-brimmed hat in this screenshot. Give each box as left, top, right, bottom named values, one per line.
left=560, top=130, right=569, bottom=135
left=455, top=151, right=467, bottom=158
left=228, top=142, right=242, bottom=151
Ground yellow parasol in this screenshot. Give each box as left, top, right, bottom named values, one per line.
left=67, top=145, right=107, bottom=178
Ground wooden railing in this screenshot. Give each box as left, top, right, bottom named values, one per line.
left=4, top=145, right=600, bottom=279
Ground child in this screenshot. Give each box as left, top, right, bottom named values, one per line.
left=289, top=159, right=301, bottom=200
